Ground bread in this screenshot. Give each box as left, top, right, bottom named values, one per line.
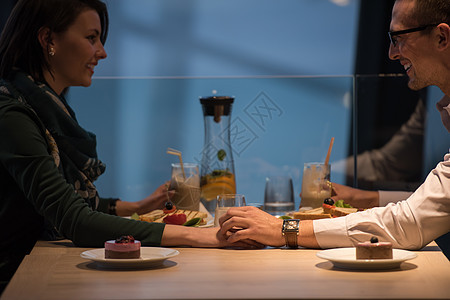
left=323, top=204, right=358, bottom=217
left=140, top=209, right=208, bottom=225
left=139, top=209, right=165, bottom=222
left=293, top=205, right=358, bottom=220
left=293, top=207, right=332, bottom=220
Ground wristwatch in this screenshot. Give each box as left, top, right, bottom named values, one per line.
left=282, top=219, right=300, bottom=248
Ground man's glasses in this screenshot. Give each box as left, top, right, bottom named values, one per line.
left=388, top=24, right=439, bottom=46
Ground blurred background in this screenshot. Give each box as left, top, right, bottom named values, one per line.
left=0, top=0, right=447, bottom=208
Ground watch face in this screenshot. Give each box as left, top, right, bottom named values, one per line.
left=287, top=222, right=296, bottom=230
left=283, top=219, right=299, bottom=232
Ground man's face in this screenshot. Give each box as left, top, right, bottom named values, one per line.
left=388, top=0, right=436, bottom=91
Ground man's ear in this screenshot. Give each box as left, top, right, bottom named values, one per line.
left=436, top=23, right=450, bottom=50
left=37, top=27, right=54, bottom=52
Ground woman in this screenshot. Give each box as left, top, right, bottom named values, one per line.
left=0, top=0, right=254, bottom=291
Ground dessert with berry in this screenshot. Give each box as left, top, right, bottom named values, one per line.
left=356, top=236, right=393, bottom=259
left=104, top=235, right=141, bottom=259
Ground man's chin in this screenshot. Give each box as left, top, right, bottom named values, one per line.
left=407, top=78, right=428, bottom=91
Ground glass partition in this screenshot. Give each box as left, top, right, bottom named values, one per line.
left=349, top=74, right=448, bottom=193
left=68, top=76, right=353, bottom=209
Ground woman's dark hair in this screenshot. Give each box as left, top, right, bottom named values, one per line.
left=0, top=0, right=109, bottom=81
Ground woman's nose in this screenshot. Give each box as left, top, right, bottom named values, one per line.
left=97, top=43, right=107, bottom=60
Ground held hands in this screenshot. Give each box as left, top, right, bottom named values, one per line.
left=218, top=206, right=285, bottom=247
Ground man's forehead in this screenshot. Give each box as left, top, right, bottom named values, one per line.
left=390, top=0, right=416, bottom=30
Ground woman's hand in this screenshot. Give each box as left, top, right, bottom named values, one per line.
left=161, top=225, right=264, bottom=249
left=330, top=182, right=379, bottom=209
left=136, top=182, right=174, bottom=214
left=115, top=182, right=174, bottom=216
left=218, top=206, right=285, bottom=247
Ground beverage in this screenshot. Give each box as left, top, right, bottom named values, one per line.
left=214, top=194, right=245, bottom=226
left=264, top=176, right=295, bottom=217
left=170, top=163, right=200, bottom=211
left=199, top=96, right=236, bottom=215
left=264, top=202, right=295, bottom=215
left=214, top=206, right=230, bottom=226
left=200, top=170, right=236, bottom=213
left=300, top=163, right=331, bottom=210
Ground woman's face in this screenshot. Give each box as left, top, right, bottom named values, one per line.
left=47, top=9, right=107, bottom=94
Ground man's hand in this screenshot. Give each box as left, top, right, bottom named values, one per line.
left=330, top=182, right=379, bottom=209
left=219, top=206, right=285, bottom=247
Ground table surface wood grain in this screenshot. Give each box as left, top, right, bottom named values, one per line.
left=2, top=240, right=449, bottom=300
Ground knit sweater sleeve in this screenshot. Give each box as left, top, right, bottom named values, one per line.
left=0, top=98, right=165, bottom=248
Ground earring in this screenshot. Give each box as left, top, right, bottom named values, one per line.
left=49, top=47, right=55, bottom=56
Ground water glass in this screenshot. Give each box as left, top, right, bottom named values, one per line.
left=214, top=194, right=246, bottom=226
left=264, top=176, right=295, bottom=217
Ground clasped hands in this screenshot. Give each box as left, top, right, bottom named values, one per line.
left=217, top=206, right=285, bottom=249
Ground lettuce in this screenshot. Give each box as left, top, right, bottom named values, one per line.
left=335, top=200, right=353, bottom=208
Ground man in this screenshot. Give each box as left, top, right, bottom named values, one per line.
left=219, top=0, right=450, bottom=258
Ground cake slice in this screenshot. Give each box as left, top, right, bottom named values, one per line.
left=356, top=237, right=393, bottom=259
left=105, top=235, right=141, bottom=259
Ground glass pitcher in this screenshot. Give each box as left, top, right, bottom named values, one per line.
left=199, top=96, right=236, bottom=214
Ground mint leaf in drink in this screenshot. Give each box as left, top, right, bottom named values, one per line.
left=217, top=149, right=226, bottom=161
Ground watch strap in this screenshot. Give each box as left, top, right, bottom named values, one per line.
left=282, top=219, right=300, bottom=248
left=285, top=231, right=298, bottom=248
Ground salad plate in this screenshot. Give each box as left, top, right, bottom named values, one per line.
left=317, top=247, right=417, bottom=270
left=81, top=247, right=179, bottom=269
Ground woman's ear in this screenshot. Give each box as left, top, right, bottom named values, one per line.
left=37, top=27, right=54, bottom=55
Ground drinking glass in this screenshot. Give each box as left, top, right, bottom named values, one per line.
left=169, top=163, right=201, bottom=211
left=300, top=162, right=331, bottom=210
left=214, top=194, right=246, bottom=226
left=264, top=176, right=295, bottom=217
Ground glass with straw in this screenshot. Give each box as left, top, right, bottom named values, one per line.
left=299, top=138, right=334, bottom=210
left=167, top=148, right=201, bottom=211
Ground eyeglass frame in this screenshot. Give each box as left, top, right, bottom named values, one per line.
left=388, top=24, right=440, bottom=46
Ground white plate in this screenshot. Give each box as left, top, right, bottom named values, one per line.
left=80, top=247, right=179, bottom=269
left=199, top=218, right=214, bottom=228
left=316, top=247, right=417, bottom=270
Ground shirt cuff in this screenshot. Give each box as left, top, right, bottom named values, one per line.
left=313, top=217, right=354, bottom=249
left=378, top=191, right=413, bottom=206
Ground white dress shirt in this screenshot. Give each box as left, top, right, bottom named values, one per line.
left=314, top=152, right=450, bottom=250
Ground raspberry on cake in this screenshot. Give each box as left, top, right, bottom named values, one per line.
left=104, top=235, right=141, bottom=259
left=356, top=236, right=393, bottom=259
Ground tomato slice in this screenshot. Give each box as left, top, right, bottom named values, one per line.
left=163, top=205, right=177, bottom=214
left=163, top=213, right=187, bottom=225
left=322, top=203, right=335, bottom=210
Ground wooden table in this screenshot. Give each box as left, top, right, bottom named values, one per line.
left=2, top=240, right=449, bottom=300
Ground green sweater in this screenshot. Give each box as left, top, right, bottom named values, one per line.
left=0, top=77, right=165, bottom=287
